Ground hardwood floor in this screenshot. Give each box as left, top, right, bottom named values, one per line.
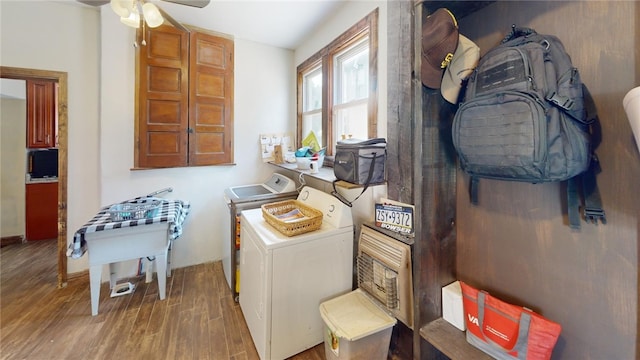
left=0, top=240, right=326, bottom=360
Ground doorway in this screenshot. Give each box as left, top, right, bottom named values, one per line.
left=1, top=66, right=68, bottom=288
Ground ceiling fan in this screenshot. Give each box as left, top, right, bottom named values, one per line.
left=78, top=0, right=210, bottom=9
left=78, top=0, right=209, bottom=30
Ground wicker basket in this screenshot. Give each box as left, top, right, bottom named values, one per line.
left=261, top=200, right=323, bottom=236
left=109, top=199, right=161, bottom=221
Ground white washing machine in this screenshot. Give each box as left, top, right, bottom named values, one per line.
left=239, top=186, right=354, bottom=360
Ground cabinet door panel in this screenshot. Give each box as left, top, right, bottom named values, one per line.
left=27, top=80, right=56, bottom=149
left=25, top=182, right=58, bottom=241
left=138, top=24, right=189, bottom=168
left=189, top=31, right=234, bottom=166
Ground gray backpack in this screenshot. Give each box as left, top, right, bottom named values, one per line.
left=452, top=26, right=605, bottom=228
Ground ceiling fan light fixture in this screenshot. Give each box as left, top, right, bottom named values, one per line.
left=110, top=0, right=132, bottom=18
left=120, top=10, right=140, bottom=28
left=142, top=2, right=164, bottom=28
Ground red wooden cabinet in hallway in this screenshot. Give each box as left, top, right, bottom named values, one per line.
left=25, top=182, right=58, bottom=241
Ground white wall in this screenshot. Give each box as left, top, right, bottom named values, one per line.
left=1, top=97, right=27, bottom=237
left=0, top=1, right=101, bottom=272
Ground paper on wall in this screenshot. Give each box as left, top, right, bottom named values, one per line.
left=260, top=133, right=294, bottom=162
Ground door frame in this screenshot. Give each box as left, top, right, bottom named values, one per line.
left=1, top=66, right=68, bottom=288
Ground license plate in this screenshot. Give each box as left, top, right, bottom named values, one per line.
left=375, top=203, right=414, bottom=235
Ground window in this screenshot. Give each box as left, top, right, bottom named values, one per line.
left=297, top=8, right=378, bottom=156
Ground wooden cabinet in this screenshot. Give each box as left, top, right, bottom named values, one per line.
left=136, top=25, right=234, bottom=168
left=26, top=79, right=57, bottom=148
left=25, top=182, right=58, bottom=241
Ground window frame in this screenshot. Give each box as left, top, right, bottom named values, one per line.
left=296, top=8, right=378, bottom=156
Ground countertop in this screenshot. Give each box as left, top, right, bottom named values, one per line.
left=26, top=177, right=58, bottom=184
left=269, top=161, right=337, bottom=183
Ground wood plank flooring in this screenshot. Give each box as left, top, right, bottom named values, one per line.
left=0, top=240, right=326, bottom=360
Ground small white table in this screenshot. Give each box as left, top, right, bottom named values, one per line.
left=85, top=222, right=171, bottom=316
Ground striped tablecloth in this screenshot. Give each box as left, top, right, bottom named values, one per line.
left=68, top=198, right=190, bottom=259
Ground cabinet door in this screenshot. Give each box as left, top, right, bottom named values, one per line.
left=188, top=31, right=234, bottom=166
left=25, top=182, right=58, bottom=241
left=137, top=24, right=189, bottom=168
left=26, top=79, right=56, bottom=148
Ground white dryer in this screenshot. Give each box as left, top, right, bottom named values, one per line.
left=239, top=186, right=354, bottom=360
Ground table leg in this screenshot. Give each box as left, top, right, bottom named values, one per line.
left=167, top=242, right=173, bottom=277
left=145, top=258, right=154, bottom=284
left=156, top=252, right=167, bottom=300
left=109, top=263, right=117, bottom=289
left=89, top=264, right=102, bottom=316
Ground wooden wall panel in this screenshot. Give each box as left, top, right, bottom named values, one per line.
left=454, top=2, right=638, bottom=359
left=386, top=0, right=415, bottom=204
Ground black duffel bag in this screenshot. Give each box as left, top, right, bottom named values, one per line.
left=334, top=138, right=386, bottom=185
left=332, top=138, right=386, bottom=207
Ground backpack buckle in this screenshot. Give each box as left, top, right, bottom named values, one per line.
left=584, top=207, right=606, bottom=225
left=547, top=91, right=574, bottom=110
left=541, top=39, right=550, bottom=50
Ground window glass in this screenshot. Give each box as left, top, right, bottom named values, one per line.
left=302, top=111, right=323, bottom=148
left=302, top=65, right=323, bottom=148
left=333, top=38, right=369, bottom=145
left=333, top=100, right=368, bottom=142
left=335, top=39, right=369, bottom=105
left=304, top=66, right=322, bottom=111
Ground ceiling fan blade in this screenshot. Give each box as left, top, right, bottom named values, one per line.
left=77, top=0, right=110, bottom=6
left=161, top=0, right=210, bottom=8
left=77, top=0, right=210, bottom=8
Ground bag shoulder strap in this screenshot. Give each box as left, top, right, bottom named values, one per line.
left=567, top=154, right=606, bottom=229
left=469, top=176, right=480, bottom=205
left=567, top=176, right=581, bottom=229
left=331, top=153, right=378, bottom=207
left=581, top=154, right=606, bottom=225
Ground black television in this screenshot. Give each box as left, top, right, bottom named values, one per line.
left=29, top=149, right=58, bottom=179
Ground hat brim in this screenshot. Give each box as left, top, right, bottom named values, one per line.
left=441, top=35, right=480, bottom=103
left=422, top=61, right=444, bottom=89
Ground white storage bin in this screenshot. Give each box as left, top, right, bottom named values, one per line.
left=623, top=86, right=640, bottom=154
left=442, top=280, right=466, bottom=331
left=319, top=289, right=396, bottom=360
